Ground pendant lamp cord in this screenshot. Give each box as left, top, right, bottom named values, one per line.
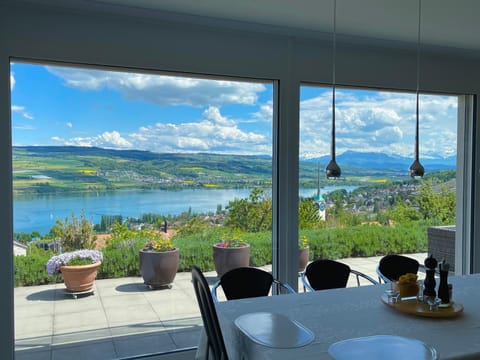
left=415, top=0, right=422, bottom=161
left=331, top=0, right=337, bottom=161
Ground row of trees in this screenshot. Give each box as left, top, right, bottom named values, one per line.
left=221, top=178, right=455, bottom=233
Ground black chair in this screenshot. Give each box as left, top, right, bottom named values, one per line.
left=376, top=254, right=420, bottom=283
left=211, top=267, right=295, bottom=301
left=191, top=266, right=228, bottom=360
left=301, top=259, right=378, bottom=292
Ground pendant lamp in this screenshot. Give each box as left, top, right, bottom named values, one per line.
left=409, top=0, right=425, bottom=178
left=326, top=0, right=341, bottom=179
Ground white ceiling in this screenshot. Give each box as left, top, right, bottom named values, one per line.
left=18, top=0, right=480, bottom=53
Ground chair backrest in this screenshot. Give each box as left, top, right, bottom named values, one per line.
left=220, top=267, right=274, bottom=300
left=377, top=254, right=419, bottom=282
left=191, top=266, right=228, bottom=360
left=304, top=259, right=351, bottom=290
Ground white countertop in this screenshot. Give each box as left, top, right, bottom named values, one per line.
left=197, top=273, right=480, bottom=359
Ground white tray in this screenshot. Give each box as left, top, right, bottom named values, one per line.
left=234, top=312, right=314, bottom=348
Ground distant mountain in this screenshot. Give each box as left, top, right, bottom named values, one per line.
left=17, top=146, right=165, bottom=161
left=305, top=151, right=456, bottom=172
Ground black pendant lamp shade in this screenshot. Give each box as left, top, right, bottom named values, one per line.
left=326, top=0, right=341, bottom=179
left=409, top=0, right=424, bottom=179
left=409, top=93, right=424, bottom=178
left=326, top=158, right=341, bottom=179
left=326, top=87, right=341, bottom=179
left=410, top=159, right=424, bottom=178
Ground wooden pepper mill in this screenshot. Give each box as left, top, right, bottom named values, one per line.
left=438, top=261, right=450, bottom=304
left=423, top=254, right=438, bottom=300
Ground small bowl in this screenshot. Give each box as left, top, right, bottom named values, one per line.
left=394, top=280, right=420, bottom=298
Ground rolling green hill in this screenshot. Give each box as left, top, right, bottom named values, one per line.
left=13, top=146, right=454, bottom=195
left=13, top=146, right=276, bottom=194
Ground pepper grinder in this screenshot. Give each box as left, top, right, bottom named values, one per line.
left=438, top=261, right=450, bottom=305
left=423, top=255, right=438, bottom=301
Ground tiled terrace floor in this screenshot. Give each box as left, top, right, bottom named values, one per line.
left=14, top=253, right=427, bottom=360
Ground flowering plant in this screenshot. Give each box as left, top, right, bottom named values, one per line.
left=215, top=237, right=247, bottom=248
left=299, top=235, right=309, bottom=249
left=143, top=236, right=175, bottom=252
left=46, top=249, right=103, bottom=276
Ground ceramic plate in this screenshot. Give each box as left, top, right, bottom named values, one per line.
left=329, top=335, right=438, bottom=360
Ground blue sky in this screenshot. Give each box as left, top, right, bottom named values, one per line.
left=10, top=62, right=457, bottom=159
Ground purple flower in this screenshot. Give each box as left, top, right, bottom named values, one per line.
left=46, top=249, right=103, bottom=276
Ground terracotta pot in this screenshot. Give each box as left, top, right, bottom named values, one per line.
left=213, top=244, right=250, bottom=277
left=60, top=261, right=101, bottom=292
left=298, top=246, right=310, bottom=272
left=139, top=248, right=180, bottom=288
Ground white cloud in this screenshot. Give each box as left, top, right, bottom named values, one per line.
left=202, top=106, right=235, bottom=126
left=36, top=65, right=457, bottom=159
left=99, top=131, right=132, bottom=147
left=13, top=124, right=36, bottom=130
left=252, top=101, right=273, bottom=123
left=66, top=122, right=73, bottom=128
left=53, top=131, right=133, bottom=149
left=373, top=126, right=403, bottom=143
left=300, top=90, right=457, bottom=158
left=127, top=106, right=269, bottom=155
left=10, top=73, right=15, bottom=91
left=43, top=66, right=272, bottom=155
left=11, top=105, right=34, bottom=120
left=46, top=66, right=266, bottom=107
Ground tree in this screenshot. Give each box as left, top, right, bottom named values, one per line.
left=96, top=214, right=123, bottom=232
left=387, top=203, right=421, bottom=223
left=50, top=210, right=97, bottom=251
left=324, top=189, right=347, bottom=205
left=225, top=187, right=272, bottom=232
left=108, top=222, right=136, bottom=243
left=415, top=180, right=456, bottom=225
left=298, top=198, right=323, bottom=230
left=177, top=216, right=215, bottom=236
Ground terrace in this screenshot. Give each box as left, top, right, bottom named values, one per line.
left=14, top=253, right=426, bottom=360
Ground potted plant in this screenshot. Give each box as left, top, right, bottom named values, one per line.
left=213, top=237, right=250, bottom=277
left=46, top=211, right=102, bottom=293
left=139, top=233, right=179, bottom=288
left=46, top=249, right=103, bottom=292
left=298, top=235, right=310, bottom=272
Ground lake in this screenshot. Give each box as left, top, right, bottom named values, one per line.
left=13, top=186, right=358, bottom=234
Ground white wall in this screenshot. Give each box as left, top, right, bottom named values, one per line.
left=1, top=1, right=479, bottom=358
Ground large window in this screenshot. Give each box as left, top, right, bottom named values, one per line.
left=11, top=62, right=273, bottom=359
left=298, top=84, right=458, bottom=272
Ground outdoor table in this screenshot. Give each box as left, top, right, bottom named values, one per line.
left=196, top=274, right=480, bottom=359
